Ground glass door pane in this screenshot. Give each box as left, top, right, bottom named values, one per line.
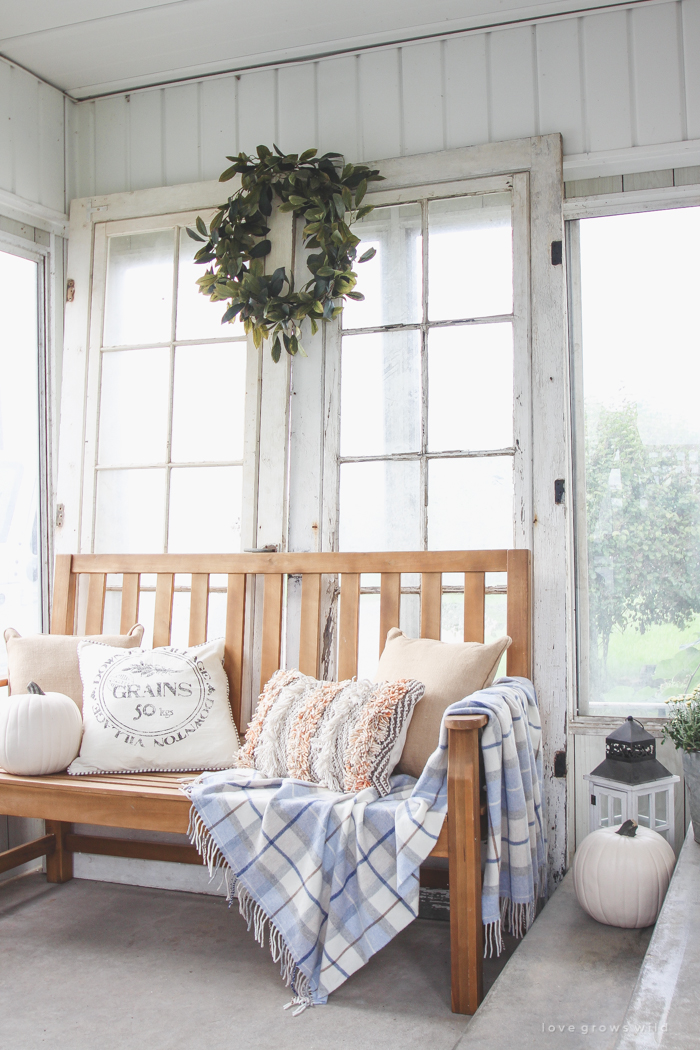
left=576, top=207, right=700, bottom=716
left=0, top=250, right=42, bottom=670
left=103, top=230, right=175, bottom=346
left=88, top=217, right=249, bottom=575
left=337, top=186, right=516, bottom=555
left=428, top=192, right=513, bottom=320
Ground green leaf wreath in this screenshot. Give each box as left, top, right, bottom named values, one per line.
left=186, top=145, right=383, bottom=360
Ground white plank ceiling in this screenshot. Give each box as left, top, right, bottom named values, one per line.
left=1, top=0, right=631, bottom=98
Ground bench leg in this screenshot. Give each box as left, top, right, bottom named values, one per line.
left=447, top=723, right=484, bottom=1014
left=45, top=820, right=73, bottom=883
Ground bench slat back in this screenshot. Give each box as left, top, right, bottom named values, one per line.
left=52, top=550, right=531, bottom=733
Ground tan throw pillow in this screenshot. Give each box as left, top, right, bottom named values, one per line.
left=375, top=628, right=511, bottom=778
left=4, top=625, right=144, bottom=710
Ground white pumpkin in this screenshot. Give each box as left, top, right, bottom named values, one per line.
left=0, top=682, right=83, bottom=775
left=573, top=819, right=675, bottom=928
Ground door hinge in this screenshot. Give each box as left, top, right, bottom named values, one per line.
left=554, top=479, right=565, bottom=505
left=55, top=504, right=65, bottom=528
left=551, top=240, right=563, bottom=265
left=66, top=279, right=75, bottom=303
left=554, top=749, right=567, bottom=778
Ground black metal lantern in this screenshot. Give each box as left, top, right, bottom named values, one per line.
left=584, top=716, right=679, bottom=842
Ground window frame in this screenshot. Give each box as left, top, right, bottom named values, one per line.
left=57, top=183, right=262, bottom=564
left=0, top=231, right=53, bottom=633
left=81, top=211, right=249, bottom=557
left=565, top=184, right=700, bottom=733
left=331, top=171, right=531, bottom=560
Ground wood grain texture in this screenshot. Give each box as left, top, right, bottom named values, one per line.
left=430, top=820, right=449, bottom=859
left=84, top=572, right=106, bottom=634
left=507, top=549, right=531, bottom=677
left=65, top=833, right=202, bottom=866
left=421, top=573, right=442, bottom=640
left=0, top=833, right=55, bottom=875
left=338, top=573, right=361, bottom=681
left=225, top=573, right=246, bottom=732
left=153, top=573, right=175, bottom=647
left=463, top=572, right=485, bottom=643
left=379, top=573, right=401, bottom=655
left=0, top=772, right=192, bottom=832
left=260, top=574, right=283, bottom=692
left=44, top=820, right=73, bottom=883
left=445, top=717, right=485, bottom=1014
left=51, top=554, right=75, bottom=634
left=120, top=573, right=140, bottom=632
left=299, top=573, right=322, bottom=677
left=71, top=551, right=509, bottom=574
left=188, top=573, right=209, bottom=646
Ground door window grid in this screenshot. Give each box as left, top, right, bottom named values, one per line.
left=92, top=224, right=247, bottom=557
left=338, top=190, right=516, bottom=553
left=337, top=189, right=517, bottom=669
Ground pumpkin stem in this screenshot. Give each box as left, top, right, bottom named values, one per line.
left=26, top=682, right=45, bottom=695
left=616, top=819, right=638, bottom=838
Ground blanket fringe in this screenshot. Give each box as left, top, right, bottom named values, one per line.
left=484, top=895, right=540, bottom=957
left=500, top=897, right=536, bottom=940
left=186, top=806, right=229, bottom=878
left=186, top=804, right=313, bottom=1012
left=483, top=919, right=503, bottom=958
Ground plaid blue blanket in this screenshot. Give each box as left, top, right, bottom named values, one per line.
left=182, top=677, right=545, bottom=1010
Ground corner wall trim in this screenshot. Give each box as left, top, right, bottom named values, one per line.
left=0, top=188, right=69, bottom=237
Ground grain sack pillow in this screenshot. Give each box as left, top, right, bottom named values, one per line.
left=3, top=625, right=144, bottom=710
left=237, top=669, right=424, bottom=796
left=375, top=628, right=511, bottom=778
left=68, top=638, right=239, bottom=774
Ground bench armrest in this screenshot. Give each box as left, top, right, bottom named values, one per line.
left=444, top=714, right=488, bottom=732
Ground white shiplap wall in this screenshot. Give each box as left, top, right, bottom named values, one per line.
left=0, top=57, right=66, bottom=215
left=67, top=0, right=700, bottom=199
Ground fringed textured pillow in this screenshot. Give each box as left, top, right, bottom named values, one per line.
left=238, top=670, right=424, bottom=796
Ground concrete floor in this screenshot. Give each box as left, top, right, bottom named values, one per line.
left=0, top=868, right=651, bottom=1050
left=617, top=829, right=700, bottom=1050
left=462, top=873, right=653, bottom=1050
left=0, top=871, right=518, bottom=1050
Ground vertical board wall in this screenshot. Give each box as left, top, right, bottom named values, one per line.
left=67, top=0, right=700, bottom=199
left=0, top=58, right=66, bottom=214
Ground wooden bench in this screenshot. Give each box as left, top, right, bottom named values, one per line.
left=0, top=548, right=531, bottom=1014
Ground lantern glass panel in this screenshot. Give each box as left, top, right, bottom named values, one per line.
left=637, top=794, right=651, bottom=827
left=655, top=791, right=667, bottom=827
left=599, top=794, right=624, bottom=828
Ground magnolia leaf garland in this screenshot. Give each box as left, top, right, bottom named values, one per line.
left=187, top=145, right=383, bottom=360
